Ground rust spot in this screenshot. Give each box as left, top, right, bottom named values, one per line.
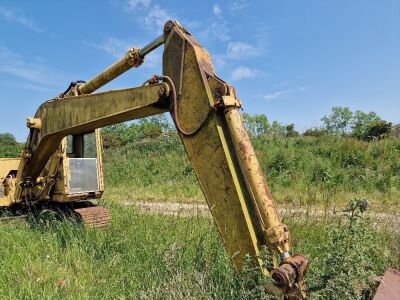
left=239, top=141, right=250, bottom=153
left=270, top=254, right=308, bottom=299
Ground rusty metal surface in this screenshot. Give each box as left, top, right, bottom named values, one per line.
left=74, top=206, right=110, bottom=229
left=374, top=269, right=400, bottom=300
left=225, top=107, right=290, bottom=255
left=269, top=254, right=308, bottom=299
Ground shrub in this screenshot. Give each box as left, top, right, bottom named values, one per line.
left=303, top=128, right=327, bottom=137
left=362, top=120, right=392, bottom=141
left=285, top=124, right=299, bottom=137
left=309, top=199, right=384, bottom=299
left=0, top=133, right=18, bottom=146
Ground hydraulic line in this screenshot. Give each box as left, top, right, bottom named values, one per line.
left=157, top=75, right=216, bottom=136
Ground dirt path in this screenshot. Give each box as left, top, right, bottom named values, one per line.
left=122, top=201, right=400, bottom=226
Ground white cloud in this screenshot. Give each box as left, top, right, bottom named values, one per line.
left=0, top=45, right=63, bottom=89
left=197, top=21, right=231, bottom=43
left=263, top=90, right=291, bottom=100
left=259, top=85, right=307, bottom=101
left=214, top=41, right=260, bottom=67
left=227, top=41, right=260, bottom=59
left=93, top=38, right=132, bottom=59
left=213, top=4, right=222, bottom=18
left=213, top=54, right=227, bottom=68
left=0, top=6, right=43, bottom=32
left=126, top=0, right=151, bottom=10
left=124, top=0, right=172, bottom=33
left=144, top=5, right=172, bottom=31
left=231, top=0, right=247, bottom=12
left=231, top=66, right=258, bottom=80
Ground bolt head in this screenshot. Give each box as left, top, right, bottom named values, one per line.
left=158, top=86, right=166, bottom=97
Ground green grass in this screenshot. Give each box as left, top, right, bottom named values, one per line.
left=2, top=128, right=399, bottom=210
left=1, top=128, right=399, bottom=298
left=0, top=202, right=398, bottom=299
left=104, top=135, right=400, bottom=211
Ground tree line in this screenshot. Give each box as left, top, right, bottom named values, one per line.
left=0, top=106, right=398, bottom=157
left=244, top=106, right=399, bottom=141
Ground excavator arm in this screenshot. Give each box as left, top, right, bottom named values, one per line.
left=16, top=20, right=308, bottom=298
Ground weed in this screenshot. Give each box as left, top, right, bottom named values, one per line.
left=306, top=199, right=392, bottom=299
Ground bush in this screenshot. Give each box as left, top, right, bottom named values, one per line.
left=0, top=145, right=22, bottom=158
left=285, top=124, right=299, bottom=137
left=309, top=199, right=385, bottom=299
left=102, top=115, right=173, bottom=146
left=390, top=123, right=400, bottom=138
left=303, top=128, right=327, bottom=137
left=0, top=133, right=23, bottom=157
left=0, top=133, right=18, bottom=146
left=362, top=120, right=392, bottom=141
left=320, top=107, right=396, bottom=141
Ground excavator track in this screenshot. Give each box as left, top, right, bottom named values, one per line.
left=74, top=206, right=110, bottom=229
left=0, top=205, right=111, bottom=229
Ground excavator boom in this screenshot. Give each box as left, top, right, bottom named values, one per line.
left=7, top=20, right=308, bottom=298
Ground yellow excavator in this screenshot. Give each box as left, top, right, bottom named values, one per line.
left=0, top=21, right=308, bottom=299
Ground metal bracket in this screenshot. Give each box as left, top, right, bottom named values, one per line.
left=26, top=117, right=42, bottom=129
left=221, top=95, right=242, bottom=109
left=265, top=224, right=290, bottom=252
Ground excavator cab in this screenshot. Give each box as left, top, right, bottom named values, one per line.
left=0, top=130, right=104, bottom=206
left=52, top=129, right=104, bottom=203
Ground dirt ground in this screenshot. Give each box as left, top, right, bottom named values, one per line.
left=123, top=200, right=400, bottom=231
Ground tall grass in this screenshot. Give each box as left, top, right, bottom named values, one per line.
left=104, top=135, right=400, bottom=210
left=0, top=202, right=398, bottom=299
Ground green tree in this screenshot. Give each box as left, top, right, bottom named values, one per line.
left=102, top=115, right=173, bottom=146
left=138, top=115, right=173, bottom=138
left=285, top=123, right=299, bottom=137
left=351, top=110, right=381, bottom=140
left=0, top=133, right=17, bottom=146
left=0, top=133, right=22, bottom=157
left=270, top=121, right=286, bottom=136
left=362, top=120, right=392, bottom=141
left=242, top=113, right=270, bottom=136
left=321, top=107, right=353, bottom=135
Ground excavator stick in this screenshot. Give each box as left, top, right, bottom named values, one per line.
left=162, top=21, right=308, bottom=298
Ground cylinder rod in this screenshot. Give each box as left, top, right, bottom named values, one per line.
left=139, top=35, right=164, bottom=57
left=78, top=35, right=165, bottom=95
left=224, top=107, right=290, bottom=254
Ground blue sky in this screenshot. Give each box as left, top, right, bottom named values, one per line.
left=0, top=0, right=399, bottom=141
